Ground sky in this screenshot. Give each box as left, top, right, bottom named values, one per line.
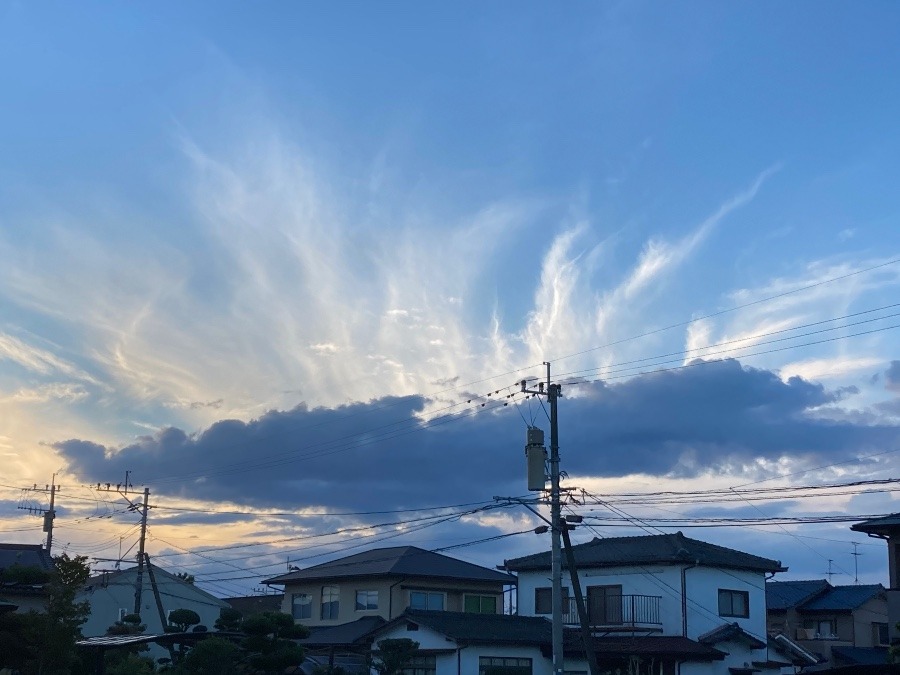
left=2, top=1, right=900, bottom=599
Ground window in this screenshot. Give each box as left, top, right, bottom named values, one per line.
left=464, top=594, right=498, bottom=614
left=874, top=622, right=890, bottom=646
left=535, top=586, right=570, bottom=614
left=292, top=593, right=311, bottom=620
left=355, top=590, right=378, bottom=611
left=409, top=590, right=444, bottom=610
left=804, top=618, right=836, bottom=638
left=402, top=654, right=436, bottom=675
left=718, top=589, right=749, bottom=618
left=479, top=656, right=532, bottom=675
left=321, top=585, right=339, bottom=620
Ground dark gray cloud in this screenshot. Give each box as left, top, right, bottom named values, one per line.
left=885, top=361, right=900, bottom=392
left=55, top=359, right=899, bottom=514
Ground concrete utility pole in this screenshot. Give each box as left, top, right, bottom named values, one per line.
left=522, top=362, right=564, bottom=675
left=17, top=474, right=57, bottom=554
left=133, top=487, right=150, bottom=616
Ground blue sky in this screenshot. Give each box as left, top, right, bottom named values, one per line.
left=2, top=1, right=900, bottom=596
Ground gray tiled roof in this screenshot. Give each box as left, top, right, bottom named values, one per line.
left=381, top=609, right=551, bottom=646
left=801, top=584, right=884, bottom=611
left=766, top=580, right=830, bottom=611
left=262, top=546, right=516, bottom=585
left=503, top=532, right=785, bottom=573
left=301, top=615, right=387, bottom=646
left=831, top=646, right=890, bottom=665
left=585, top=635, right=726, bottom=661
left=0, top=543, right=53, bottom=572
left=698, top=622, right=766, bottom=649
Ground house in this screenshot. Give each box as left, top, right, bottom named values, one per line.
left=0, top=542, right=54, bottom=613
left=79, top=562, right=230, bottom=660
left=501, top=531, right=788, bottom=675
left=766, top=579, right=888, bottom=669
left=851, top=514, right=900, bottom=643
left=261, top=545, right=516, bottom=668
left=223, top=592, right=284, bottom=617
left=262, top=545, right=516, bottom=626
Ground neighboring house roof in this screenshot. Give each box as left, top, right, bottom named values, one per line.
left=502, top=532, right=785, bottom=573
left=224, top=594, right=284, bottom=616
left=262, top=546, right=516, bottom=585
left=698, top=622, right=766, bottom=649
left=800, top=584, right=884, bottom=611
left=373, top=609, right=552, bottom=646
left=851, top=514, right=900, bottom=537
left=831, top=646, right=890, bottom=665
left=0, top=542, right=53, bottom=571
left=766, top=579, right=885, bottom=613
left=768, top=634, right=822, bottom=667
left=586, top=635, right=726, bottom=662
left=301, top=616, right=387, bottom=647
left=83, top=563, right=230, bottom=609
left=371, top=610, right=726, bottom=663
left=766, top=580, right=830, bottom=610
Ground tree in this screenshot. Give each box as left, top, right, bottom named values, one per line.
left=102, top=612, right=155, bottom=673
left=175, top=572, right=196, bottom=585
left=168, top=608, right=202, bottom=632
left=179, top=636, right=241, bottom=675
left=240, top=611, right=308, bottom=674
left=214, top=607, right=243, bottom=632
left=38, top=553, right=93, bottom=675
left=370, top=638, right=420, bottom=675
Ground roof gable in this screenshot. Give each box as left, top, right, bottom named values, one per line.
left=263, top=546, right=515, bottom=585
left=503, top=532, right=784, bottom=573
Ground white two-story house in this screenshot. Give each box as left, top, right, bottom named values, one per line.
left=501, top=531, right=788, bottom=675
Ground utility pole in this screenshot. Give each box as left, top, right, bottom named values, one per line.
left=134, top=487, right=150, bottom=616
left=522, top=362, right=564, bottom=675
left=851, top=543, right=861, bottom=584
left=17, top=474, right=57, bottom=554
left=96, top=476, right=150, bottom=616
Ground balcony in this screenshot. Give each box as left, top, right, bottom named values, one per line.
left=563, top=594, right=662, bottom=632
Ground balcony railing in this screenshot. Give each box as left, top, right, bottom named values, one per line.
left=562, top=594, right=662, bottom=630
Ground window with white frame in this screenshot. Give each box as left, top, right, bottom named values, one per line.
left=717, top=589, right=749, bottom=618
left=321, top=585, right=340, bottom=620
left=292, top=592, right=312, bottom=620
left=409, top=590, right=444, bottom=611
left=355, top=589, right=378, bottom=611
left=464, top=594, right=498, bottom=614
left=479, top=656, right=532, bottom=675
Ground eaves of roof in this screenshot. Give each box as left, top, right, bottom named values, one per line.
left=503, top=532, right=784, bottom=574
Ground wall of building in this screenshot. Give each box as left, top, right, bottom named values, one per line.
left=373, top=621, right=553, bottom=675
left=280, top=576, right=505, bottom=626
left=516, top=563, right=769, bottom=643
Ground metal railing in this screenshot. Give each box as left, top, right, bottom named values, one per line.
left=562, top=594, right=662, bottom=628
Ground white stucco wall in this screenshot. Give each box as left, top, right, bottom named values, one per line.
left=373, top=620, right=554, bottom=675
left=516, top=564, right=769, bottom=642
